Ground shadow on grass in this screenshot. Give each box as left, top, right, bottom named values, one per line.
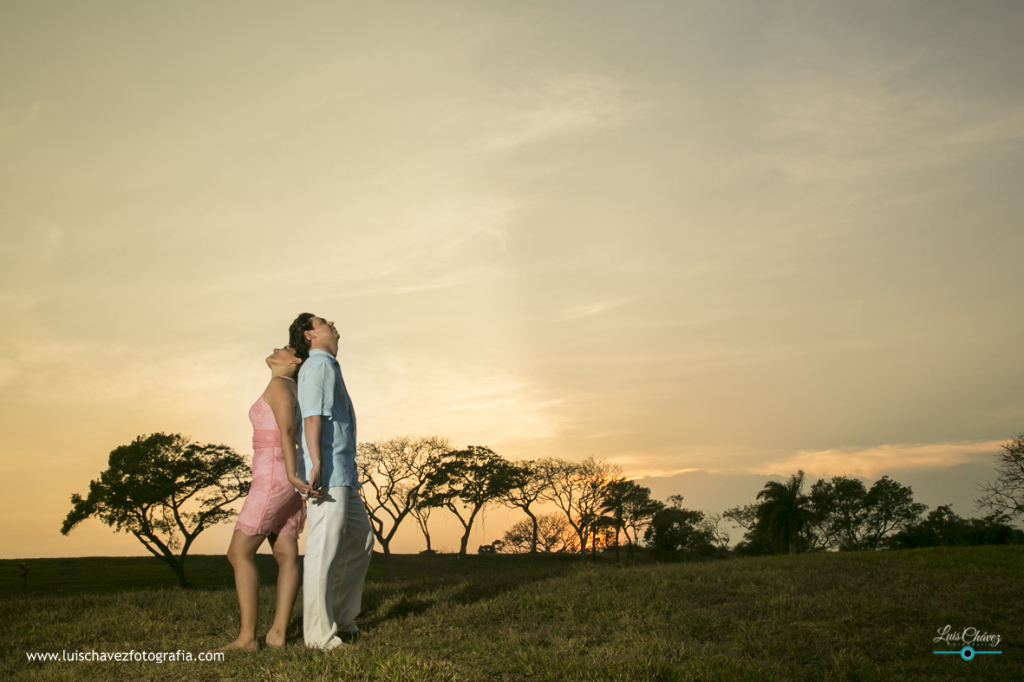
left=358, top=552, right=588, bottom=630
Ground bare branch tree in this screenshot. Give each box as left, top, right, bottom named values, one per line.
left=358, top=435, right=450, bottom=581
left=977, top=434, right=1024, bottom=521
left=421, top=446, right=520, bottom=556
left=703, top=512, right=731, bottom=550
left=540, top=457, right=622, bottom=558
left=410, top=502, right=434, bottom=553
left=501, top=513, right=575, bottom=553
left=501, top=460, right=554, bottom=553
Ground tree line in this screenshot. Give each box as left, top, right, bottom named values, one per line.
left=722, top=470, right=1022, bottom=555
left=62, top=432, right=1024, bottom=586
left=359, top=437, right=747, bottom=580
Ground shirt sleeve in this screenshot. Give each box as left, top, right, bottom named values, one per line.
left=298, top=359, right=336, bottom=419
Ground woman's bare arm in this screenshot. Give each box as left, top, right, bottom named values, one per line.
left=264, top=378, right=315, bottom=497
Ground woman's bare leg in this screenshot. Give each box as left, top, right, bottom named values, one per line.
left=214, top=530, right=266, bottom=651
left=265, top=533, right=300, bottom=648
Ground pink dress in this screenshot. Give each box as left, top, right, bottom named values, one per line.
left=234, top=380, right=305, bottom=538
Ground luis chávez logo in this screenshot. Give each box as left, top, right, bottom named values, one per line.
left=933, top=625, right=1002, bottom=661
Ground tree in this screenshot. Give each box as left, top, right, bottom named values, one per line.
left=731, top=473, right=927, bottom=554
left=501, top=513, right=576, bottom=553
left=501, top=460, right=554, bottom=553
left=410, top=501, right=434, bottom=553
left=589, top=515, right=619, bottom=557
left=889, top=505, right=1024, bottom=549
left=809, top=476, right=871, bottom=551
left=600, top=478, right=660, bottom=560
left=860, top=475, right=927, bottom=549
left=724, top=502, right=776, bottom=556
left=977, top=434, right=1024, bottom=520
left=703, top=512, right=732, bottom=551
left=643, top=495, right=715, bottom=554
left=599, top=476, right=628, bottom=561
left=621, top=485, right=664, bottom=559
left=540, top=457, right=622, bottom=559
left=421, top=445, right=520, bottom=556
left=61, top=433, right=248, bottom=588
left=358, top=435, right=449, bottom=581
left=756, top=471, right=816, bottom=555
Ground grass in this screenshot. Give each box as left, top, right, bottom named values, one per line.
left=1, top=547, right=1021, bottom=681
left=0, top=555, right=284, bottom=597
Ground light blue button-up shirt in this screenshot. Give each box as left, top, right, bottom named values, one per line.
left=296, top=349, right=359, bottom=490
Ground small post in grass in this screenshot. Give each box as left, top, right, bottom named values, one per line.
left=17, top=561, right=29, bottom=594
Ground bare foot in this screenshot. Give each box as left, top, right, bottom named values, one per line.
left=210, top=637, right=259, bottom=653
left=264, top=630, right=286, bottom=648
left=330, top=641, right=357, bottom=652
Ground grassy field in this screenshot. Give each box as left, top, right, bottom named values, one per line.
left=1, top=547, right=1020, bottom=681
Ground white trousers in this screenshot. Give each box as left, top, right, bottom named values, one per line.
left=303, top=486, right=374, bottom=650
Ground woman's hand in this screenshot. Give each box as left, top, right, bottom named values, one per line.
left=288, top=475, right=318, bottom=498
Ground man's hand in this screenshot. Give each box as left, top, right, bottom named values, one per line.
left=307, top=460, right=322, bottom=495
left=302, top=414, right=324, bottom=497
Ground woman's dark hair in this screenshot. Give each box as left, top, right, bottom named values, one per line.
left=285, top=348, right=304, bottom=378
left=289, top=313, right=316, bottom=361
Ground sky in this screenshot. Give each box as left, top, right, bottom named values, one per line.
left=1, top=1, right=1022, bottom=558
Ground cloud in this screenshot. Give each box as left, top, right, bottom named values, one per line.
left=760, top=440, right=1005, bottom=479
left=385, top=278, right=462, bottom=295
left=2, top=340, right=253, bottom=408
left=748, top=58, right=1024, bottom=190
left=379, top=266, right=495, bottom=295
left=0, top=207, right=65, bottom=288
left=9, top=207, right=64, bottom=248
left=558, top=297, right=632, bottom=321
left=594, top=439, right=1007, bottom=482
left=621, top=465, right=703, bottom=480
left=0, top=103, right=44, bottom=138
left=482, top=73, right=642, bottom=150
left=353, top=352, right=568, bottom=450
left=321, top=194, right=516, bottom=299
left=0, top=358, right=17, bottom=390
left=944, top=110, right=1024, bottom=146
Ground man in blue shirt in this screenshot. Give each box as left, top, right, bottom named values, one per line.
left=289, top=312, right=373, bottom=650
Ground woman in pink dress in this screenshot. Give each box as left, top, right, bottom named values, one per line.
left=216, top=346, right=314, bottom=651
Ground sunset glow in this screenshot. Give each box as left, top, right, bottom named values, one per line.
left=2, top=1, right=1022, bottom=558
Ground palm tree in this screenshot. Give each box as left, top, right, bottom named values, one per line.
left=756, top=470, right=815, bottom=554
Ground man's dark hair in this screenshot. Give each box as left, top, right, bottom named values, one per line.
left=289, top=313, right=316, bottom=361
